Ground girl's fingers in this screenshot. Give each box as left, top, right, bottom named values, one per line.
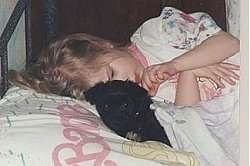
left=208, top=72, right=225, bottom=88
left=149, top=74, right=159, bottom=84
left=141, top=76, right=152, bottom=91
left=141, top=72, right=161, bottom=96
left=141, top=81, right=151, bottom=95
left=219, top=62, right=240, bottom=70
left=147, top=70, right=165, bottom=84
left=146, top=68, right=159, bottom=84
left=216, top=72, right=236, bottom=85
left=141, top=74, right=157, bottom=95
left=217, top=66, right=240, bottom=80
left=210, top=65, right=239, bottom=85
left=211, top=68, right=236, bottom=85
left=198, top=68, right=225, bottom=88
left=157, top=71, right=170, bottom=81
left=149, top=84, right=159, bottom=96
left=142, top=81, right=157, bottom=96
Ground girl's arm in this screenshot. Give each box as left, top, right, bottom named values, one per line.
left=173, top=61, right=241, bottom=106
left=174, top=71, right=200, bottom=106
left=140, top=31, right=240, bottom=95
left=147, top=31, right=239, bottom=77
left=171, top=31, right=240, bottom=72
left=142, top=62, right=239, bottom=96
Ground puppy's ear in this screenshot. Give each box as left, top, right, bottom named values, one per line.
left=84, top=82, right=105, bottom=105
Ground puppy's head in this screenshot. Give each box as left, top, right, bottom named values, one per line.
left=84, top=80, right=153, bottom=129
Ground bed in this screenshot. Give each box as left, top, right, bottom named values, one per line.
left=0, top=0, right=240, bottom=166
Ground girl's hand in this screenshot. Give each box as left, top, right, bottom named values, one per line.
left=191, top=62, right=240, bottom=88
left=140, top=61, right=178, bottom=96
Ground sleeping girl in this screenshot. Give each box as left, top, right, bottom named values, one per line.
left=9, top=7, right=240, bottom=166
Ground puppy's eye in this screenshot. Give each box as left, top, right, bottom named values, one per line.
left=135, top=112, right=140, bottom=116
left=120, top=103, right=128, bottom=111
left=104, top=104, right=109, bottom=111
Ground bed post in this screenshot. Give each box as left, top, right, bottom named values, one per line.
left=42, top=0, right=59, bottom=46
left=0, top=0, right=30, bottom=97
left=25, top=0, right=32, bottom=68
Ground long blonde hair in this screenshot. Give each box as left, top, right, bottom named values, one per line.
left=9, top=33, right=123, bottom=99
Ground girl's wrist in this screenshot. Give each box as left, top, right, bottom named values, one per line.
left=167, top=60, right=180, bottom=75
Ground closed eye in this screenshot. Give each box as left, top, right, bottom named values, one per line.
left=107, top=66, right=114, bottom=81
left=110, top=69, right=114, bottom=79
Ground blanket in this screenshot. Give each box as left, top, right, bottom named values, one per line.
left=0, top=84, right=239, bottom=166
left=152, top=83, right=239, bottom=166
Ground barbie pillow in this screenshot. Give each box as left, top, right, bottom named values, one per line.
left=0, top=87, right=199, bottom=166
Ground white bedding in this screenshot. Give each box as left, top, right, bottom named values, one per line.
left=153, top=82, right=239, bottom=166
left=0, top=87, right=199, bottom=166
left=0, top=83, right=239, bottom=166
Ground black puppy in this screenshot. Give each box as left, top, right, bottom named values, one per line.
left=84, top=80, right=172, bottom=147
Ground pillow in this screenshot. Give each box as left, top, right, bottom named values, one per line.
left=0, top=86, right=199, bottom=166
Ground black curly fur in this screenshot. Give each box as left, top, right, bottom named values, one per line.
left=84, top=80, right=171, bottom=146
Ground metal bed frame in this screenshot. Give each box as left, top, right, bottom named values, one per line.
left=0, top=0, right=58, bottom=97
left=0, top=0, right=167, bottom=98
left=0, top=0, right=31, bottom=97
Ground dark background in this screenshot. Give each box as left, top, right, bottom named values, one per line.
left=31, top=0, right=226, bottom=58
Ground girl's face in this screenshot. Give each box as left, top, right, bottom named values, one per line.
left=88, top=49, right=145, bottom=87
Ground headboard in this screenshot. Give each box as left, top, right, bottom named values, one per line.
left=0, top=0, right=227, bottom=98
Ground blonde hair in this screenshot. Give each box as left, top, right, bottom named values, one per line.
left=9, top=33, right=124, bottom=99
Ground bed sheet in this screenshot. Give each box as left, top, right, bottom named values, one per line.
left=0, top=86, right=199, bottom=166
left=153, top=83, right=239, bottom=166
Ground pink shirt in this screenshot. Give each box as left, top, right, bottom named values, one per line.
left=127, top=44, right=149, bottom=68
